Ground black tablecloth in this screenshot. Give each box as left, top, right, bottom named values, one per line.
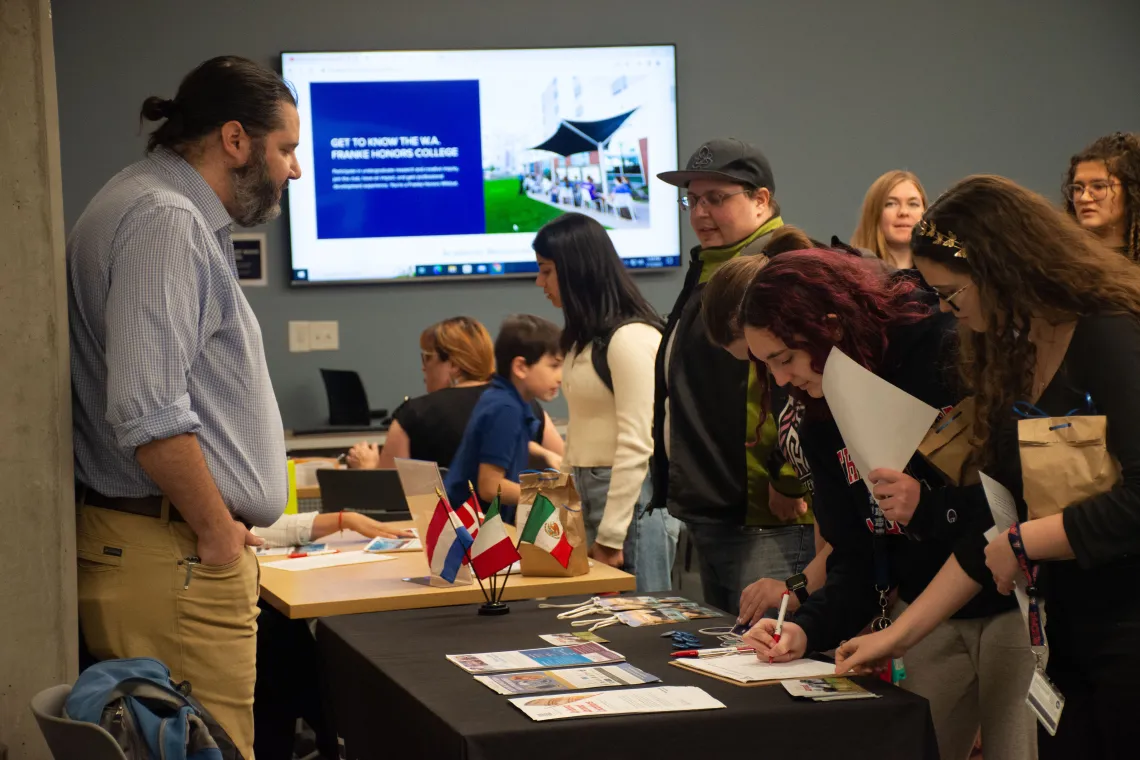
left=317, top=596, right=939, bottom=760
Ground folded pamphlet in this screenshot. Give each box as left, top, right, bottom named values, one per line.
left=508, top=685, right=725, bottom=722
left=447, top=642, right=625, bottom=674
left=782, top=677, right=880, bottom=701
left=475, top=663, right=659, bottom=695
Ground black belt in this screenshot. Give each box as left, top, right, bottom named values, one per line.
left=78, top=486, right=187, bottom=522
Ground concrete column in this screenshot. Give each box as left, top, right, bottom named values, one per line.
left=0, top=0, right=78, bottom=758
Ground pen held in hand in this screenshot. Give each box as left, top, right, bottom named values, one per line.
left=670, top=647, right=756, bottom=659
left=770, top=590, right=791, bottom=663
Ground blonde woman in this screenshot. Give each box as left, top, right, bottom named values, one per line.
left=851, top=170, right=928, bottom=269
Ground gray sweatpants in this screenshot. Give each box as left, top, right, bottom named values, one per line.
left=893, top=603, right=1038, bottom=760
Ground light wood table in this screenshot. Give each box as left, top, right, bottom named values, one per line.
left=258, top=523, right=635, bottom=619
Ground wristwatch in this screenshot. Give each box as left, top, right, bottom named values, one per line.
left=785, top=572, right=809, bottom=604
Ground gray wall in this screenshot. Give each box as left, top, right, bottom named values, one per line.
left=52, top=0, right=1140, bottom=429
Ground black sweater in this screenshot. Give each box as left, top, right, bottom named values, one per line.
left=955, top=313, right=1140, bottom=673
left=792, top=306, right=1016, bottom=653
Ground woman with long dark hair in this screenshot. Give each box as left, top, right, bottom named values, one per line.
left=1063, top=131, right=1140, bottom=260
left=533, top=212, right=679, bottom=591
left=740, top=250, right=1036, bottom=760
left=837, top=175, right=1140, bottom=758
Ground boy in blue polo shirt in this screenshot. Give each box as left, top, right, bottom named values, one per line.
left=444, top=314, right=563, bottom=523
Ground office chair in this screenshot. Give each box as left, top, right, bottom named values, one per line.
left=318, top=369, right=388, bottom=427
left=30, top=684, right=128, bottom=760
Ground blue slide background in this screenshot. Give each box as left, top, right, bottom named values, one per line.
left=311, top=81, right=484, bottom=239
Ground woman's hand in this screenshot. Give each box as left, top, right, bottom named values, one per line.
left=346, top=442, right=380, bottom=470
left=768, top=484, right=808, bottom=521
left=743, top=619, right=807, bottom=662
left=868, top=468, right=921, bottom=525
left=984, top=530, right=1021, bottom=595
left=343, top=512, right=415, bottom=540
left=589, top=543, right=624, bottom=568
left=834, top=627, right=905, bottom=676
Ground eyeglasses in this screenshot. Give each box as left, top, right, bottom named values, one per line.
left=678, top=189, right=750, bottom=210
left=937, top=283, right=971, bottom=312
left=1068, top=181, right=1122, bottom=202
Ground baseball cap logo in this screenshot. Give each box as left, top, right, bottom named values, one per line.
left=691, top=145, right=714, bottom=169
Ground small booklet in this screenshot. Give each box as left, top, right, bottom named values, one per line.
left=363, top=536, right=423, bottom=553
left=782, top=677, right=880, bottom=701
left=255, top=542, right=330, bottom=557
left=447, top=643, right=625, bottom=674
left=671, top=653, right=836, bottom=685
left=508, top=685, right=725, bottom=722
left=475, top=663, right=660, bottom=695
left=615, top=605, right=720, bottom=627
left=538, top=632, right=609, bottom=646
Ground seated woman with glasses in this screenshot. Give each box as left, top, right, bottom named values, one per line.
left=1064, top=131, right=1140, bottom=260
left=346, top=316, right=563, bottom=471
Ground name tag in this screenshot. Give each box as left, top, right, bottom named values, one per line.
left=1026, top=669, right=1064, bottom=736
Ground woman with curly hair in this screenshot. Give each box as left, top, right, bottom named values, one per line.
left=1064, top=131, right=1140, bottom=259
left=837, top=175, right=1140, bottom=758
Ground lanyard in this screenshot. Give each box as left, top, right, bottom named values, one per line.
left=867, top=492, right=892, bottom=632
left=1008, top=523, right=1047, bottom=650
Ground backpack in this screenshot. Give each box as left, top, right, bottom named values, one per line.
left=64, top=658, right=242, bottom=760
left=590, top=318, right=663, bottom=393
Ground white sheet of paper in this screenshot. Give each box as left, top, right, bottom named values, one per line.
left=677, top=654, right=836, bottom=684
left=821, top=347, right=940, bottom=490
left=270, top=551, right=396, bottom=572
left=508, top=685, right=725, bottom=722
left=980, top=472, right=1035, bottom=630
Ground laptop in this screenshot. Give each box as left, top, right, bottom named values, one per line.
left=316, top=469, right=411, bottom=520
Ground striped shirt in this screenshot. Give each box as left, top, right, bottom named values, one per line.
left=68, top=147, right=287, bottom=526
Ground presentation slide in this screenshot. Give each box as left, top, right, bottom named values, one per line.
left=282, top=46, right=679, bottom=284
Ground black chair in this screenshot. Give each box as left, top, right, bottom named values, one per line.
left=316, top=469, right=412, bottom=521
left=319, top=369, right=388, bottom=427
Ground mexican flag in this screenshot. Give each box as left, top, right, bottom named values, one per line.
left=470, top=495, right=520, bottom=579
left=518, top=492, right=572, bottom=568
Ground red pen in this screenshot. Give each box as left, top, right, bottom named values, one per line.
left=288, top=548, right=339, bottom=559
left=670, top=647, right=755, bottom=658
left=770, top=590, right=791, bottom=663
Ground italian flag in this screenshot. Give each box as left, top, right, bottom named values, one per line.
left=519, top=492, right=572, bottom=568
left=469, top=495, right=520, bottom=580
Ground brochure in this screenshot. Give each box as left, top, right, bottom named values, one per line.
left=447, top=642, right=625, bottom=674
left=363, top=536, right=423, bottom=553
left=508, top=685, right=726, bottom=722
left=671, top=654, right=836, bottom=685
left=538, top=632, right=609, bottom=646
left=255, top=542, right=328, bottom=557
left=782, top=677, right=881, bottom=702
left=475, top=663, right=659, bottom=695
left=615, top=605, right=720, bottom=627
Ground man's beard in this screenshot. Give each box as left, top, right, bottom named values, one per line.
left=230, top=143, right=284, bottom=227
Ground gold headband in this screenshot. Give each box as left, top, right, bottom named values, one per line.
left=914, top=219, right=967, bottom=259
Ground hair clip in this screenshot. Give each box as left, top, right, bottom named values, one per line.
left=915, top=220, right=968, bottom=258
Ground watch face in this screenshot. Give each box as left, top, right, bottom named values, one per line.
left=785, top=572, right=808, bottom=592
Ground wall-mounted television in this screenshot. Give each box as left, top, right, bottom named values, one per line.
left=281, top=45, right=679, bottom=285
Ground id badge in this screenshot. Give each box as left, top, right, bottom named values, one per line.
left=1026, top=669, right=1064, bottom=736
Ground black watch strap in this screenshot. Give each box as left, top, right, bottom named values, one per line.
left=785, top=572, right=809, bottom=604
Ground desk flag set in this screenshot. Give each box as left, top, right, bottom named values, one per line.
left=426, top=485, right=521, bottom=615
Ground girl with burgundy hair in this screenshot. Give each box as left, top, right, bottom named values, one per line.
left=740, top=250, right=1036, bottom=760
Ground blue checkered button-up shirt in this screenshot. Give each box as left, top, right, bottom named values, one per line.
left=68, top=148, right=287, bottom=526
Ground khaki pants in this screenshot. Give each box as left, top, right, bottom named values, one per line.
left=894, top=602, right=1037, bottom=760
left=76, top=504, right=260, bottom=759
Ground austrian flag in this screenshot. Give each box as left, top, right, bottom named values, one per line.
left=519, top=492, right=572, bottom=568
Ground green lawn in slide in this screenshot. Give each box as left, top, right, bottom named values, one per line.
left=483, top=178, right=566, bottom=233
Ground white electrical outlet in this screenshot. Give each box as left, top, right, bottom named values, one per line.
left=310, top=321, right=339, bottom=351
left=288, top=321, right=311, bottom=353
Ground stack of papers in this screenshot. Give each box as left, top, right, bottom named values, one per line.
left=671, top=654, right=835, bottom=685
left=508, top=685, right=725, bottom=722
left=476, top=663, right=660, bottom=695
left=269, top=551, right=395, bottom=572
left=447, top=643, right=626, bottom=674
left=782, top=677, right=880, bottom=702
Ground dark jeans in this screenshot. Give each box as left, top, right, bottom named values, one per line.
left=687, top=522, right=815, bottom=616
left=253, top=600, right=337, bottom=760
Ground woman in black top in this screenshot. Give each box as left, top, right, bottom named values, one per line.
left=346, top=317, right=562, bottom=469
left=739, top=250, right=1033, bottom=760
left=1063, top=131, right=1140, bottom=260
left=838, top=175, right=1140, bottom=759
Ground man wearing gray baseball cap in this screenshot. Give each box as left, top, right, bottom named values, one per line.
left=650, top=138, right=815, bottom=615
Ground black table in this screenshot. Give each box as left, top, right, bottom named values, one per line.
left=317, top=597, right=939, bottom=760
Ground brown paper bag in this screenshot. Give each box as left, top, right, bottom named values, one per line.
left=516, top=471, right=589, bottom=577
left=1018, top=415, right=1120, bottom=520
left=918, top=397, right=980, bottom=486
